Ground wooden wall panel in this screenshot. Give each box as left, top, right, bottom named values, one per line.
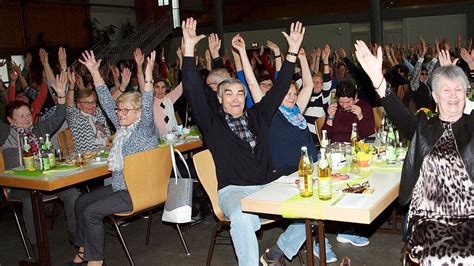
left=0, top=1, right=24, bottom=55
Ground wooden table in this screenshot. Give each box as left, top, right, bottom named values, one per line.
left=241, top=167, right=401, bottom=266
left=0, top=162, right=110, bottom=266
left=0, top=140, right=203, bottom=266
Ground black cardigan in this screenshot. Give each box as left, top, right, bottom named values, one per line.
left=380, top=92, right=474, bottom=206
left=183, top=57, right=295, bottom=189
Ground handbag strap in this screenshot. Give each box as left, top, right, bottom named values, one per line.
left=169, top=145, right=192, bottom=184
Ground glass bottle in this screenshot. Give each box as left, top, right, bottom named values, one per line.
left=350, top=123, right=360, bottom=173
left=317, top=148, right=332, bottom=200
left=39, top=137, right=51, bottom=171
left=45, top=134, right=56, bottom=168
left=386, top=125, right=397, bottom=164
left=22, top=136, right=35, bottom=171
left=320, top=129, right=329, bottom=148
left=298, top=146, right=313, bottom=197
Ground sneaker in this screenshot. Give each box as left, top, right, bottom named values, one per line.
left=260, top=248, right=286, bottom=266
left=313, top=239, right=337, bottom=263
left=336, top=233, right=369, bottom=247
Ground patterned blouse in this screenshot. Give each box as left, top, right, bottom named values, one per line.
left=96, top=85, right=158, bottom=191
left=66, top=106, right=111, bottom=153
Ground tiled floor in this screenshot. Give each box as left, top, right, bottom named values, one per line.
left=0, top=205, right=405, bottom=266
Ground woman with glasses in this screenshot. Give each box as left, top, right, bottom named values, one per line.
left=65, top=72, right=111, bottom=153
left=65, top=50, right=158, bottom=266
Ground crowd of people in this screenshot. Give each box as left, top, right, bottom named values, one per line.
left=0, top=16, right=473, bottom=266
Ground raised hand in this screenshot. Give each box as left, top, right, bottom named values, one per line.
left=460, top=48, right=474, bottom=70
left=134, top=48, right=145, bottom=66
left=231, top=34, right=246, bottom=53
left=322, top=45, right=331, bottom=62
left=39, top=48, right=49, bottom=65
left=121, top=68, right=131, bottom=86
left=52, top=71, right=68, bottom=97
left=0, top=59, right=6, bottom=67
left=75, top=74, right=85, bottom=90
left=58, top=47, right=67, bottom=71
left=298, top=47, right=306, bottom=59
left=9, top=61, right=22, bottom=75
left=336, top=47, right=346, bottom=59
left=439, top=50, right=459, bottom=66
left=282, top=21, right=305, bottom=54
left=266, top=40, right=281, bottom=55
left=312, top=48, right=321, bottom=60
left=144, top=51, right=156, bottom=92
left=208, top=33, right=221, bottom=59
left=78, top=50, right=101, bottom=74
left=9, top=70, right=18, bottom=82
left=354, top=40, right=383, bottom=87
left=67, top=67, right=75, bottom=88
left=182, top=18, right=206, bottom=56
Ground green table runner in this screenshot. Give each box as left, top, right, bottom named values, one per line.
left=6, top=164, right=78, bottom=177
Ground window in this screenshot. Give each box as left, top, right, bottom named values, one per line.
left=172, top=0, right=180, bottom=28
left=158, top=0, right=169, bottom=6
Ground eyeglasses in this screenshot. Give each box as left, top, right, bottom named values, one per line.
left=114, top=108, right=139, bottom=115
left=342, top=181, right=370, bottom=194
left=420, top=72, right=428, bottom=76
left=78, top=101, right=97, bottom=105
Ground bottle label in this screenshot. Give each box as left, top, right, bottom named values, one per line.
left=48, top=153, right=56, bottom=168
left=319, top=160, right=329, bottom=169
left=318, top=177, right=332, bottom=199
left=23, top=156, right=35, bottom=171
left=42, top=158, right=51, bottom=171
left=386, top=146, right=397, bottom=162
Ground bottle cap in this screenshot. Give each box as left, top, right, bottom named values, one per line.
left=301, top=146, right=307, bottom=151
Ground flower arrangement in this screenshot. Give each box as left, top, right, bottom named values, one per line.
left=354, top=142, right=377, bottom=167
left=416, top=107, right=434, bottom=119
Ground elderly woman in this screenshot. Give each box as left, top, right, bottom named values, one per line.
left=0, top=73, right=80, bottom=259
left=321, top=81, right=375, bottom=142
left=355, top=41, right=473, bottom=265
left=66, top=50, right=158, bottom=266
left=65, top=81, right=111, bottom=153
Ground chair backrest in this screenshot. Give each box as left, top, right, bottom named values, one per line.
left=314, top=116, right=326, bottom=143
left=373, top=107, right=384, bottom=132
left=192, top=149, right=226, bottom=221
left=117, top=146, right=172, bottom=216
left=0, top=146, right=4, bottom=172
left=57, top=128, right=75, bottom=156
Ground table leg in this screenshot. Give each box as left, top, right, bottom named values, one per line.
left=31, top=190, right=51, bottom=266
left=317, top=220, right=326, bottom=266
left=305, top=219, right=314, bottom=266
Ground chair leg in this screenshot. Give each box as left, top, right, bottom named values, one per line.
left=11, top=206, right=33, bottom=260
left=145, top=210, right=153, bottom=246
left=206, top=223, right=221, bottom=266
left=111, top=216, right=135, bottom=266
left=176, top=224, right=191, bottom=255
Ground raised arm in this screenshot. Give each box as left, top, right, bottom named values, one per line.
left=295, top=48, right=313, bottom=112
left=10, top=62, right=28, bottom=89
left=39, top=48, right=55, bottom=84
left=267, top=40, right=282, bottom=72
left=232, top=34, right=265, bottom=103
left=354, top=40, right=417, bottom=139
left=232, top=48, right=254, bottom=108
left=66, top=68, right=76, bottom=107
left=79, top=50, right=119, bottom=129
left=134, top=48, right=145, bottom=92
left=111, top=67, right=130, bottom=99
left=410, top=38, right=427, bottom=91
left=181, top=18, right=215, bottom=134
left=310, top=48, right=321, bottom=74
left=141, top=51, right=156, bottom=129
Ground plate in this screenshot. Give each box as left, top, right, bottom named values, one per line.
left=89, top=157, right=108, bottom=164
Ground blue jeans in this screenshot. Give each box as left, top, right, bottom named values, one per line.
left=218, top=185, right=306, bottom=266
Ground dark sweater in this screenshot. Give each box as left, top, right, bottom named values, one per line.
left=269, top=109, right=319, bottom=175
left=321, top=99, right=374, bottom=142
left=183, top=57, right=295, bottom=189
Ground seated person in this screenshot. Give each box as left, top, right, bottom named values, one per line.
left=355, top=41, right=473, bottom=265
left=182, top=18, right=307, bottom=265
left=66, top=50, right=158, bottom=266
left=303, top=45, right=332, bottom=143
left=152, top=79, right=183, bottom=137
left=322, top=81, right=374, bottom=142
left=66, top=87, right=111, bottom=153
left=0, top=73, right=80, bottom=259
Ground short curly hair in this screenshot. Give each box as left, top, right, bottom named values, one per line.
left=335, top=81, right=357, bottom=99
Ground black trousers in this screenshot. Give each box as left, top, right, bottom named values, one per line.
left=74, top=185, right=132, bottom=261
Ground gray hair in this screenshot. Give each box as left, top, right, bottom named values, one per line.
left=207, top=68, right=231, bottom=84
left=217, top=78, right=246, bottom=98
left=431, top=65, right=469, bottom=92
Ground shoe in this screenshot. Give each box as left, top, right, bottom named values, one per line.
left=64, top=251, right=86, bottom=265
left=260, top=248, right=286, bottom=266
left=313, top=239, right=337, bottom=263
left=336, top=233, right=369, bottom=247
